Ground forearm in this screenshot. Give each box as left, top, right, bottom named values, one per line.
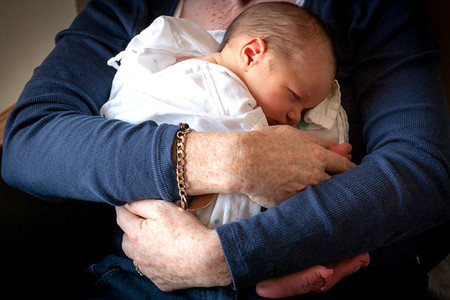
left=216, top=0, right=450, bottom=288
left=183, top=131, right=244, bottom=196
left=1, top=0, right=180, bottom=204
left=3, top=107, right=180, bottom=205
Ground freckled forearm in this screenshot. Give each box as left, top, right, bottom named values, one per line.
left=183, top=131, right=246, bottom=196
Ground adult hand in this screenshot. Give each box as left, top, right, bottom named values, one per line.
left=231, top=126, right=356, bottom=207
left=256, top=253, right=370, bottom=298
left=116, top=200, right=232, bottom=291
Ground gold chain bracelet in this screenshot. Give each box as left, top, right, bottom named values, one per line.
left=176, top=123, right=194, bottom=210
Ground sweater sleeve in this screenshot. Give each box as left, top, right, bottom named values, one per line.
left=216, top=0, right=450, bottom=288
left=1, top=0, right=181, bottom=205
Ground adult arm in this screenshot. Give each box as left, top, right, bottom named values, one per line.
left=1, top=0, right=182, bottom=204
left=216, top=0, right=450, bottom=287
left=118, top=0, right=449, bottom=291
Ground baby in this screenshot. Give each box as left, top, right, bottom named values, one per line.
left=102, top=2, right=368, bottom=294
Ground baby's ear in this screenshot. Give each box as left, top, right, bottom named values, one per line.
left=239, top=38, right=267, bottom=71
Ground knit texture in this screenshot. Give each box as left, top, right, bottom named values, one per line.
left=1, top=0, right=449, bottom=288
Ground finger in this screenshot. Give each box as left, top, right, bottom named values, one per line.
left=125, top=199, right=181, bottom=220
left=317, top=172, right=332, bottom=184
left=325, top=149, right=356, bottom=174
left=360, top=252, right=370, bottom=267
left=121, top=232, right=135, bottom=260
left=124, top=199, right=155, bottom=219
left=256, top=266, right=334, bottom=298
left=115, top=205, right=144, bottom=234
left=302, top=131, right=333, bottom=149
left=299, top=132, right=354, bottom=171
left=328, top=142, right=352, bottom=159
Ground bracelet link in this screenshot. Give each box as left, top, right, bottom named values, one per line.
left=176, top=123, right=194, bottom=210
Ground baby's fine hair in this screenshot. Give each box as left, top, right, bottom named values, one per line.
left=218, top=2, right=333, bottom=62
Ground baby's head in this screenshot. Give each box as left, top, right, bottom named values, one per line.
left=219, top=2, right=336, bottom=125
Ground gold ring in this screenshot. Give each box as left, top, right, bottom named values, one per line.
left=134, top=260, right=144, bottom=276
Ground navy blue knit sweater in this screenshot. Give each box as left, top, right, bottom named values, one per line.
left=2, top=0, right=449, bottom=289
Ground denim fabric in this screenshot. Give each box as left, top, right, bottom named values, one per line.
left=86, top=255, right=239, bottom=300
left=84, top=255, right=335, bottom=300
left=84, top=245, right=428, bottom=300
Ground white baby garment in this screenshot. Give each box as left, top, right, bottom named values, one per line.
left=101, top=16, right=349, bottom=228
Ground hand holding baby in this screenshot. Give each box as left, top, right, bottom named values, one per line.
left=232, top=125, right=355, bottom=208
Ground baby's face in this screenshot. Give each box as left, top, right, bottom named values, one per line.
left=246, top=44, right=335, bottom=126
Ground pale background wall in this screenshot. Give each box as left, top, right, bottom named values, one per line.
left=0, top=0, right=78, bottom=110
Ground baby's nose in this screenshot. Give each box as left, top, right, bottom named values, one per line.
left=287, top=110, right=301, bottom=124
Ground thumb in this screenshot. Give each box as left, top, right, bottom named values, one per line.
left=125, top=199, right=179, bottom=219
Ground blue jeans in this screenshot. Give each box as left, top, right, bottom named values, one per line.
left=86, top=255, right=238, bottom=300
left=85, top=243, right=428, bottom=300
left=85, top=256, right=334, bottom=300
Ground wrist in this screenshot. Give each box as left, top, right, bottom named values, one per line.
left=183, top=131, right=247, bottom=195
left=201, top=229, right=232, bottom=286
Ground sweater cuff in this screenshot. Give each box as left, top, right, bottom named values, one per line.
left=150, top=123, right=180, bottom=202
